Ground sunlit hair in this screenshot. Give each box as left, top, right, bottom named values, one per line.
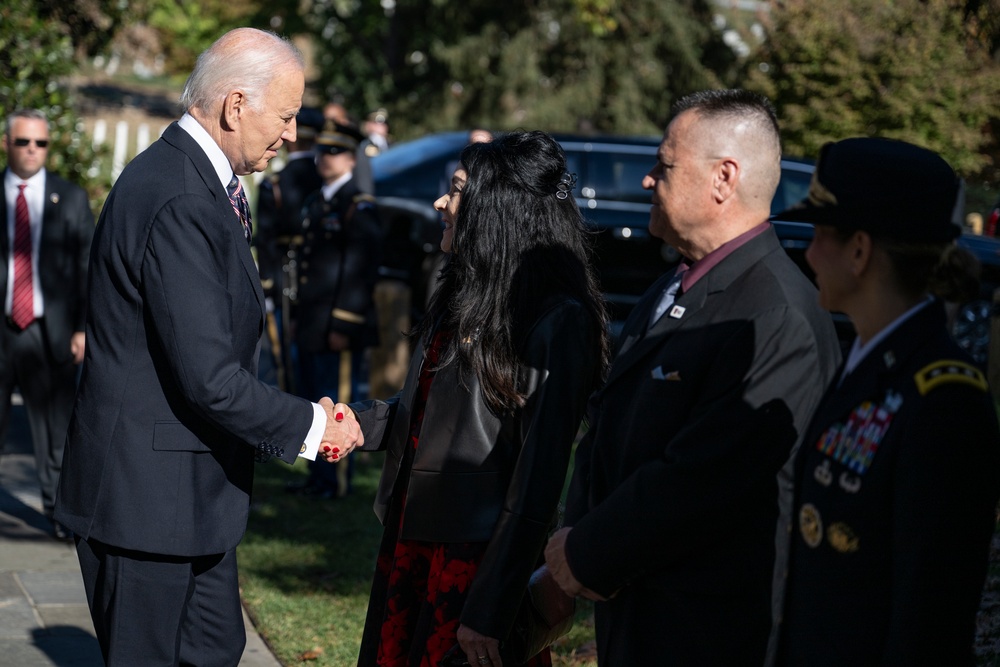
left=673, top=89, right=782, bottom=199
left=3, top=108, right=48, bottom=136
left=419, top=130, right=610, bottom=413
left=179, top=28, right=303, bottom=114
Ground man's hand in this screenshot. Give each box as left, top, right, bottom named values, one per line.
left=327, top=331, right=349, bottom=352
left=544, top=527, right=607, bottom=602
left=70, top=332, right=85, bottom=365
left=457, top=624, right=502, bottom=667
left=318, top=398, right=363, bottom=462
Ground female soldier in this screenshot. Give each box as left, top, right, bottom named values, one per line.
left=773, top=137, right=1000, bottom=666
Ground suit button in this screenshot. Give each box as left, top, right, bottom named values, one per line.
left=300, top=277, right=308, bottom=284
left=301, top=261, right=309, bottom=269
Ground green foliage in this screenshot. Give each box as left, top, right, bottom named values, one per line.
left=745, top=0, right=1000, bottom=178
left=299, top=0, right=736, bottom=138
left=0, top=0, right=111, bottom=215
left=145, top=0, right=261, bottom=75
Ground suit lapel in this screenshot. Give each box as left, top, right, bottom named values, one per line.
left=0, top=176, right=8, bottom=261
left=160, top=124, right=265, bottom=313
left=603, top=228, right=782, bottom=391
left=38, top=176, right=61, bottom=270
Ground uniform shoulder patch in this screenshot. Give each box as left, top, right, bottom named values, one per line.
left=914, top=360, right=988, bottom=395
left=353, top=193, right=376, bottom=210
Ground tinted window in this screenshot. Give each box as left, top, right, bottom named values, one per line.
left=772, top=163, right=813, bottom=215
left=585, top=146, right=657, bottom=204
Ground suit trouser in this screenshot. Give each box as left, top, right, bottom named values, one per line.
left=76, top=536, right=246, bottom=667
left=0, top=318, right=75, bottom=515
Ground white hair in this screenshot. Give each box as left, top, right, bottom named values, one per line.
left=179, top=28, right=304, bottom=114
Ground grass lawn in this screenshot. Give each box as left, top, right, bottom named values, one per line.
left=238, top=454, right=598, bottom=666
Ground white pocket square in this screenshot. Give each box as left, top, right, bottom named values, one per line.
left=651, top=366, right=681, bottom=381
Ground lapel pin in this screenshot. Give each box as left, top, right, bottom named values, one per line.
left=883, top=350, right=895, bottom=368
left=669, top=305, right=685, bottom=319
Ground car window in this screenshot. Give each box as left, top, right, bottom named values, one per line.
left=772, top=163, right=813, bottom=215
left=585, top=148, right=657, bottom=204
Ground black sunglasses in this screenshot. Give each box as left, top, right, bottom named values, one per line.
left=13, top=138, right=49, bottom=148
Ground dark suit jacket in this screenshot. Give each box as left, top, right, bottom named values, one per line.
left=0, top=170, right=93, bottom=363
left=353, top=295, right=602, bottom=640
left=295, top=178, right=382, bottom=352
left=55, top=122, right=315, bottom=557
left=779, top=301, right=1000, bottom=666
left=564, top=226, right=841, bottom=665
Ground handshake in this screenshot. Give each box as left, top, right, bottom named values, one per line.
left=317, top=397, right=364, bottom=464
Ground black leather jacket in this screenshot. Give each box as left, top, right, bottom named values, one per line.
left=352, top=295, right=601, bottom=640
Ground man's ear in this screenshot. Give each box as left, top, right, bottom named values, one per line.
left=713, top=158, right=739, bottom=203
left=220, top=90, right=246, bottom=131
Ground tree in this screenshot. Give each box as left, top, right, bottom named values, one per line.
left=745, top=0, right=1000, bottom=178
left=0, top=0, right=111, bottom=213
left=295, top=0, right=738, bottom=137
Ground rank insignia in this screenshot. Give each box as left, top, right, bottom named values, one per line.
left=914, top=359, right=988, bottom=395
left=799, top=503, right=823, bottom=548
left=827, top=522, right=860, bottom=553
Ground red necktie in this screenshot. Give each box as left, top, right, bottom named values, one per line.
left=11, top=183, right=34, bottom=329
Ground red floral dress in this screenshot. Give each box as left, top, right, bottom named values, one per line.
left=357, top=330, right=552, bottom=667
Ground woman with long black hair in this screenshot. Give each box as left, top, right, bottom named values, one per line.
left=347, top=131, right=609, bottom=667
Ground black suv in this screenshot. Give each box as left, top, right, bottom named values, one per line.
left=373, top=132, right=1000, bottom=363
left=373, top=132, right=812, bottom=317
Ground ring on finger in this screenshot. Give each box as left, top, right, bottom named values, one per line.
left=478, top=657, right=489, bottom=666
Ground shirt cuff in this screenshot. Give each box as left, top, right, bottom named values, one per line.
left=299, top=402, right=327, bottom=461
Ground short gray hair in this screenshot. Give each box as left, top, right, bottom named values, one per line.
left=179, top=28, right=304, bottom=114
left=3, top=108, right=49, bottom=136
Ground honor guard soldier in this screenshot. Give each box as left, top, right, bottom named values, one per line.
left=773, top=138, right=1000, bottom=666
left=289, top=120, right=383, bottom=498
left=255, top=107, right=324, bottom=390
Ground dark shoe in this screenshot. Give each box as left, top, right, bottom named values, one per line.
left=51, top=519, right=72, bottom=542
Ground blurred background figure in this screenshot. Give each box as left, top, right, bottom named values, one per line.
left=362, top=108, right=391, bottom=158
left=288, top=120, right=384, bottom=499
left=255, top=107, right=324, bottom=391
left=324, top=101, right=374, bottom=195
left=0, top=108, right=94, bottom=541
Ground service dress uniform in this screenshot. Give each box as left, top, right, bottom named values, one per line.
left=779, top=300, right=1000, bottom=666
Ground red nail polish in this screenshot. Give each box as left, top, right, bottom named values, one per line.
left=335, top=412, right=344, bottom=421
left=322, top=445, right=331, bottom=452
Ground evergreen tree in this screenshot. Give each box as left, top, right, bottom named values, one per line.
left=746, top=0, right=1000, bottom=177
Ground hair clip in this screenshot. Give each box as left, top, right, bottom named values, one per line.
left=555, top=172, right=577, bottom=200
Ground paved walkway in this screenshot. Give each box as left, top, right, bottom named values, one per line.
left=0, top=402, right=282, bottom=667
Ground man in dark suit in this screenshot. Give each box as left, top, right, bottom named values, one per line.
left=545, top=89, right=842, bottom=665
left=53, top=28, right=362, bottom=666
left=0, top=108, right=93, bottom=540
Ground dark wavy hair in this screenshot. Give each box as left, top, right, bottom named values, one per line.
left=418, top=130, right=610, bottom=413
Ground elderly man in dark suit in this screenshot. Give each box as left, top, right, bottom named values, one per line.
left=0, top=108, right=93, bottom=540
left=545, top=89, right=842, bottom=665
left=54, top=28, right=362, bottom=666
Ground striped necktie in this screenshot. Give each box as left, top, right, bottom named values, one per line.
left=227, top=176, right=252, bottom=245
left=11, top=183, right=34, bottom=329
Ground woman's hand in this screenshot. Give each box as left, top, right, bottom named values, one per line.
left=457, top=624, right=502, bottom=667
